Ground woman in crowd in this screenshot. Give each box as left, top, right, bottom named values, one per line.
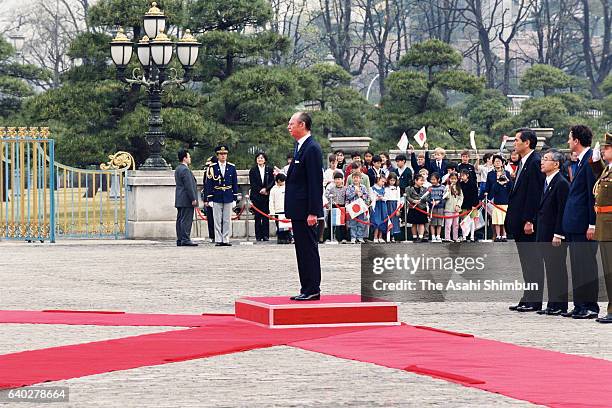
left=249, top=152, right=275, bottom=241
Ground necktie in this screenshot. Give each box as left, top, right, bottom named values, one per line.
left=542, top=179, right=548, bottom=198
left=293, top=142, right=299, bottom=160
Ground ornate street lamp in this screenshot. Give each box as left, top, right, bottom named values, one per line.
left=109, top=2, right=201, bottom=170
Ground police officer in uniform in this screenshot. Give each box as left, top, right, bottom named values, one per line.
left=201, top=155, right=217, bottom=243
left=591, top=133, right=612, bottom=323
left=204, top=145, right=239, bottom=246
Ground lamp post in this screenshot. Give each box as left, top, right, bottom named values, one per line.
left=8, top=30, right=25, bottom=63
left=109, top=2, right=200, bottom=170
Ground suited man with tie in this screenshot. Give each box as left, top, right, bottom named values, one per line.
left=505, top=129, right=545, bottom=312
left=174, top=149, right=199, bottom=247
left=562, top=125, right=599, bottom=319
left=536, top=149, right=570, bottom=315
left=285, top=112, right=324, bottom=301
left=591, top=133, right=612, bottom=323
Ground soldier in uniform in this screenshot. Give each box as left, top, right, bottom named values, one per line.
left=201, top=155, right=217, bottom=243
left=591, top=133, right=612, bottom=323
left=204, top=145, right=239, bottom=246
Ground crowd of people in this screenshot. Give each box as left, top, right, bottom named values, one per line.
left=245, top=142, right=533, bottom=245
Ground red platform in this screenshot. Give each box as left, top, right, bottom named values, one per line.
left=235, top=295, right=399, bottom=329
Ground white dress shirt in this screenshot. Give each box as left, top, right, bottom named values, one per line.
left=258, top=165, right=265, bottom=184
left=296, top=133, right=311, bottom=154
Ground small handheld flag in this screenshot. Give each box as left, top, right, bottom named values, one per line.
left=413, top=127, right=427, bottom=148
left=397, top=132, right=409, bottom=151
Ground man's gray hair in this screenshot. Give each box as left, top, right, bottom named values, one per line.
left=545, top=149, right=565, bottom=167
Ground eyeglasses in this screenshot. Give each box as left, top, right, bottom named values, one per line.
left=541, top=158, right=557, bottom=162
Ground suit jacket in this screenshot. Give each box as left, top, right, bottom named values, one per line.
left=429, top=159, right=448, bottom=178
left=174, top=163, right=198, bottom=208
left=505, top=151, right=545, bottom=237
left=394, top=166, right=413, bottom=193
left=205, top=162, right=239, bottom=203
left=367, top=167, right=383, bottom=187
left=249, top=165, right=275, bottom=206
left=536, top=172, right=570, bottom=242
left=590, top=159, right=612, bottom=241
left=285, top=136, right=324, bottom=220
left=562, top=148, right=597, bottom=235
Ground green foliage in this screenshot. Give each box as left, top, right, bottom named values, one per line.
left=602, top=74, right=612, bottom=96
left=88, top=0, right=185, bottom=35
left=521, top=64, right=572, bottom=96
left=464, top=89, right=511, bottom=136
left=186, top=0, right=272, bottom=31
left=399, top=39, right=462, bottom=73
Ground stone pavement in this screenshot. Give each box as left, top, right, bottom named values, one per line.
left=0, top=240, right=610, bottom=407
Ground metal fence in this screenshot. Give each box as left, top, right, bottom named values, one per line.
left=1, top=127, right=134, bottom=241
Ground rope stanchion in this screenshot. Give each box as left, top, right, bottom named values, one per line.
left=409, top=201, right=483, bottom=219
left=195, top=205, right=246, bottom=221
left=250, top=202, right=292, bottom=223
left=489, top=202, right=508, bottom=213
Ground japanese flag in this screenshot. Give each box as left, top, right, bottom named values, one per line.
left=460, top=215, right=474, bottom=236
left=347, top=198, right=368, bottom=219
left=397, top=132, right=409, bottom=151
left=413, top=127, right=427, bottom=148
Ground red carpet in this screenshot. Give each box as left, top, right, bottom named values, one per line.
left=289, top=324, right=612, bottom=408
left=0, top=310, right=231, bottom=327
left=0, top=318, right=375, bottom=389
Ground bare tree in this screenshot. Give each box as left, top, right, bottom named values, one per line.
left=416, top=0, right=463, bottom=43
left=269, top=0, right=316, bottom=65
left=498, top=0, right=534, bottom=95
left=456, top=0, right=505, bottom=88
left=572, top=0, right=611, bottom=97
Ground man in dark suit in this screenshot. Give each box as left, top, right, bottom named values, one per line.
left=562, top=125, right=599, bottom=319
left=505, top=128, right=545, bottom=312
left=175, top=149, right=199, bottom=247
left=285, top=112, right=324, bottom=301
left=536, top=149, right=570, bottom=315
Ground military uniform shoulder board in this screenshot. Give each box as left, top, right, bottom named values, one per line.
left=206, top=165, right=217, bottom=180
left=228, top=162, right=235, bottom=166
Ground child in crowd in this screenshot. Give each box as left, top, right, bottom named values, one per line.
left=282, top=154, right=292, bottom=175
left=379, top=152, right=393, bottom=176
left=476, top=153, right=494, bottom=196
left=485, top=155, right=512, bottom=242
left=459, top=169, right=479, bottom=242
left=323, top=153, right=338, bottom=188
left=457, top=150, right=477, bottom=181
left=385, top=173, right=402, bottom=242
left=409, top=143, right=430, bottom=174
left=347, top=162, right=371, bottom=188
left=429, top=147, right=448, bottom=177
left=442, top=162, right=457, bottom=184
left=363, top=151, right=374, bottom=170
left=368, top=155, right=383, bottom=186
left=418, top=168, right=432, bottom=189
left=506, top=150, right=520, bottom=179
left=325, top=171, right=348, bottom=243
left=334, top=149, right=346, bottom=170
left=370, top=175, right=389, bottom=243
left=428, top=172, right=446, bottom=242
left=346, top=172, right=370, bottom=244
left=443, top=172, right=463, bottom=242
left=269, top=173, right=291, bottom=244
left=406, top=174, right=429, bottom=242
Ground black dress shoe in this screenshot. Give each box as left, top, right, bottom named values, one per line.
left=509, top=302, right=526, bottom=311
left=215, top=243, right=223, bottom=246
left=222, top=242, right=232, bottom=246
left=561, top=309, right=577, bottom=318
left=572, top=309, right=599, bottom=319
left=516, top=305, right=541, bottom=312
left=547, top=308, right=566, bottom=316
left=290, top=293, right=321, bottom=301
left=182, top=241, right=198, bottom=246
left=263, top=237, right=269, bottom=241
left=177, top=242, right=182, bottom=247
left=596, top=314, right=612, bottom=323
left=536, top=309, right=548, bottom=315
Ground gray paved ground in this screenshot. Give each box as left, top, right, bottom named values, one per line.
left=0, top=240, right=610, bottom=407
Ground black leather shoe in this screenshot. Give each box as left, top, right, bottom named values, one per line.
left=561, top=309, right=577, bottom=318
left=222, top=242, right=232, bottom=246
left=572, top=309, right=599, bottom=319
left=509, top=302, right=526, bottom=311
left=536, top=309, right=548, bottom=315
left=546, top=308, right=566, bottom=316
left=215, top=243, right=223, bottom=247
left=177, top=242, right=182, bottom=247
left=516, top=305, right=542, bottom=312
left=596, top=314, right=612, bottom=323
left=290, top=293, right=321, bottom=301
left=182, top=241, right=198, bottom=246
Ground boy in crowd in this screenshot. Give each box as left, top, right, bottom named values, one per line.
left=325, top=171, right=348, bottom=243
left=429, top=147, right=448, bottom=178
left=457, top=150, right=477, bottom=181
left=394, top=154, right=413, bottom=192
left=347, top=162, right=371, bottom=189
left=323, top=153, right=338, bottom=188
left=409, top=143, right=430, bottom=175
left=334, top=149, right=346, bottom=170
left=442, top=162, right=457, bottom=184
left=368, top=155, right=384, bottom=186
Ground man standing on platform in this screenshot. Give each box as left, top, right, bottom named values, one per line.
left=205, top=145, right=239, bottom=247
left=562, top=125, right=599, bottom=319
left=591, top=133, right=612, bottom=323
left=285, top=112, right=323, bottom=301
left=505, top=128, right=545, bottom=312
left=175, top=149, right=199, bottom=247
